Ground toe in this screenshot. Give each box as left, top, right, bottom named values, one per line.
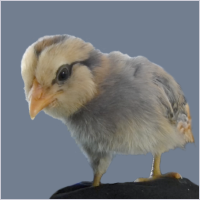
left=162, top=172, right=182, bottom=179
left=135, top=172, right=182, bottom=183
left=134, top=177, right=154, bottom=182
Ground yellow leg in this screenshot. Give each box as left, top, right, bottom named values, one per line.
left=150, top=154, right=161, bottom=177
left=135, top=154, right=182, bottom=182
left=92, top=173, right=103, bottom=187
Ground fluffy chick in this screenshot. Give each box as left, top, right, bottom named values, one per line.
left=21, top=35, right=194, bottom=186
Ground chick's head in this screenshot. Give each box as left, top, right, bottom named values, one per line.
left=21, top=35, right=99, bottom=120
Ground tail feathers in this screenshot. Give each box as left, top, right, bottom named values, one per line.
left=177, top=104, right=194, bottom=143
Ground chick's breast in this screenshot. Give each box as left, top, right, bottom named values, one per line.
left=65, top=54, right=188, bottom=156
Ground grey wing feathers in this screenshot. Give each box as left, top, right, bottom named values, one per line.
left=152, top=69, right=194, bottom=142
left=151, top=64, right=187, bottom=123
left=130, top=56, right=194, bottom=142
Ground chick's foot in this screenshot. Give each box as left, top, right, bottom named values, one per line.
left=134, top=172, right=182, bottom=182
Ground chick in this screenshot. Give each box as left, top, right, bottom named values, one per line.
left=21, top=35, right=194, bottom=186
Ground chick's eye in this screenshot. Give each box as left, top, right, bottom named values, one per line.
left=58, top=68, right=68, bottom=82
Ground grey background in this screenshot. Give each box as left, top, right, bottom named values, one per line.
left=1, top=1, right=199, bottom=199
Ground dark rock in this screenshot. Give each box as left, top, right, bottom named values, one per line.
left=50, top=177, right=199, bottom=199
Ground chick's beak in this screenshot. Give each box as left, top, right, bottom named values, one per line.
left=29, top=79, right=55, bottom=120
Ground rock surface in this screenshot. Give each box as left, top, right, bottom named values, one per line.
left=50, top=177, right=199, bottom=199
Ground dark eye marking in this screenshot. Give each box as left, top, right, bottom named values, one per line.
left=58, top=67, right=69, bottom=82
left=52, top=62, right=83, bottom=85
left=52, top=64, right=73, bottom=85
left=51, top=50, right=102, bottom=85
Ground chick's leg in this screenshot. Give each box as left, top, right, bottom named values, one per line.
left=150, top=154, right=161, bottom=177
left=93, top=173, right=103, bottom=187
left=90, top=153, right=113, bottom=187
left=135, top=154, right=182, bottom=182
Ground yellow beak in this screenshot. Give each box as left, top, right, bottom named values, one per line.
left=29, top=79, right=55, bottom=120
